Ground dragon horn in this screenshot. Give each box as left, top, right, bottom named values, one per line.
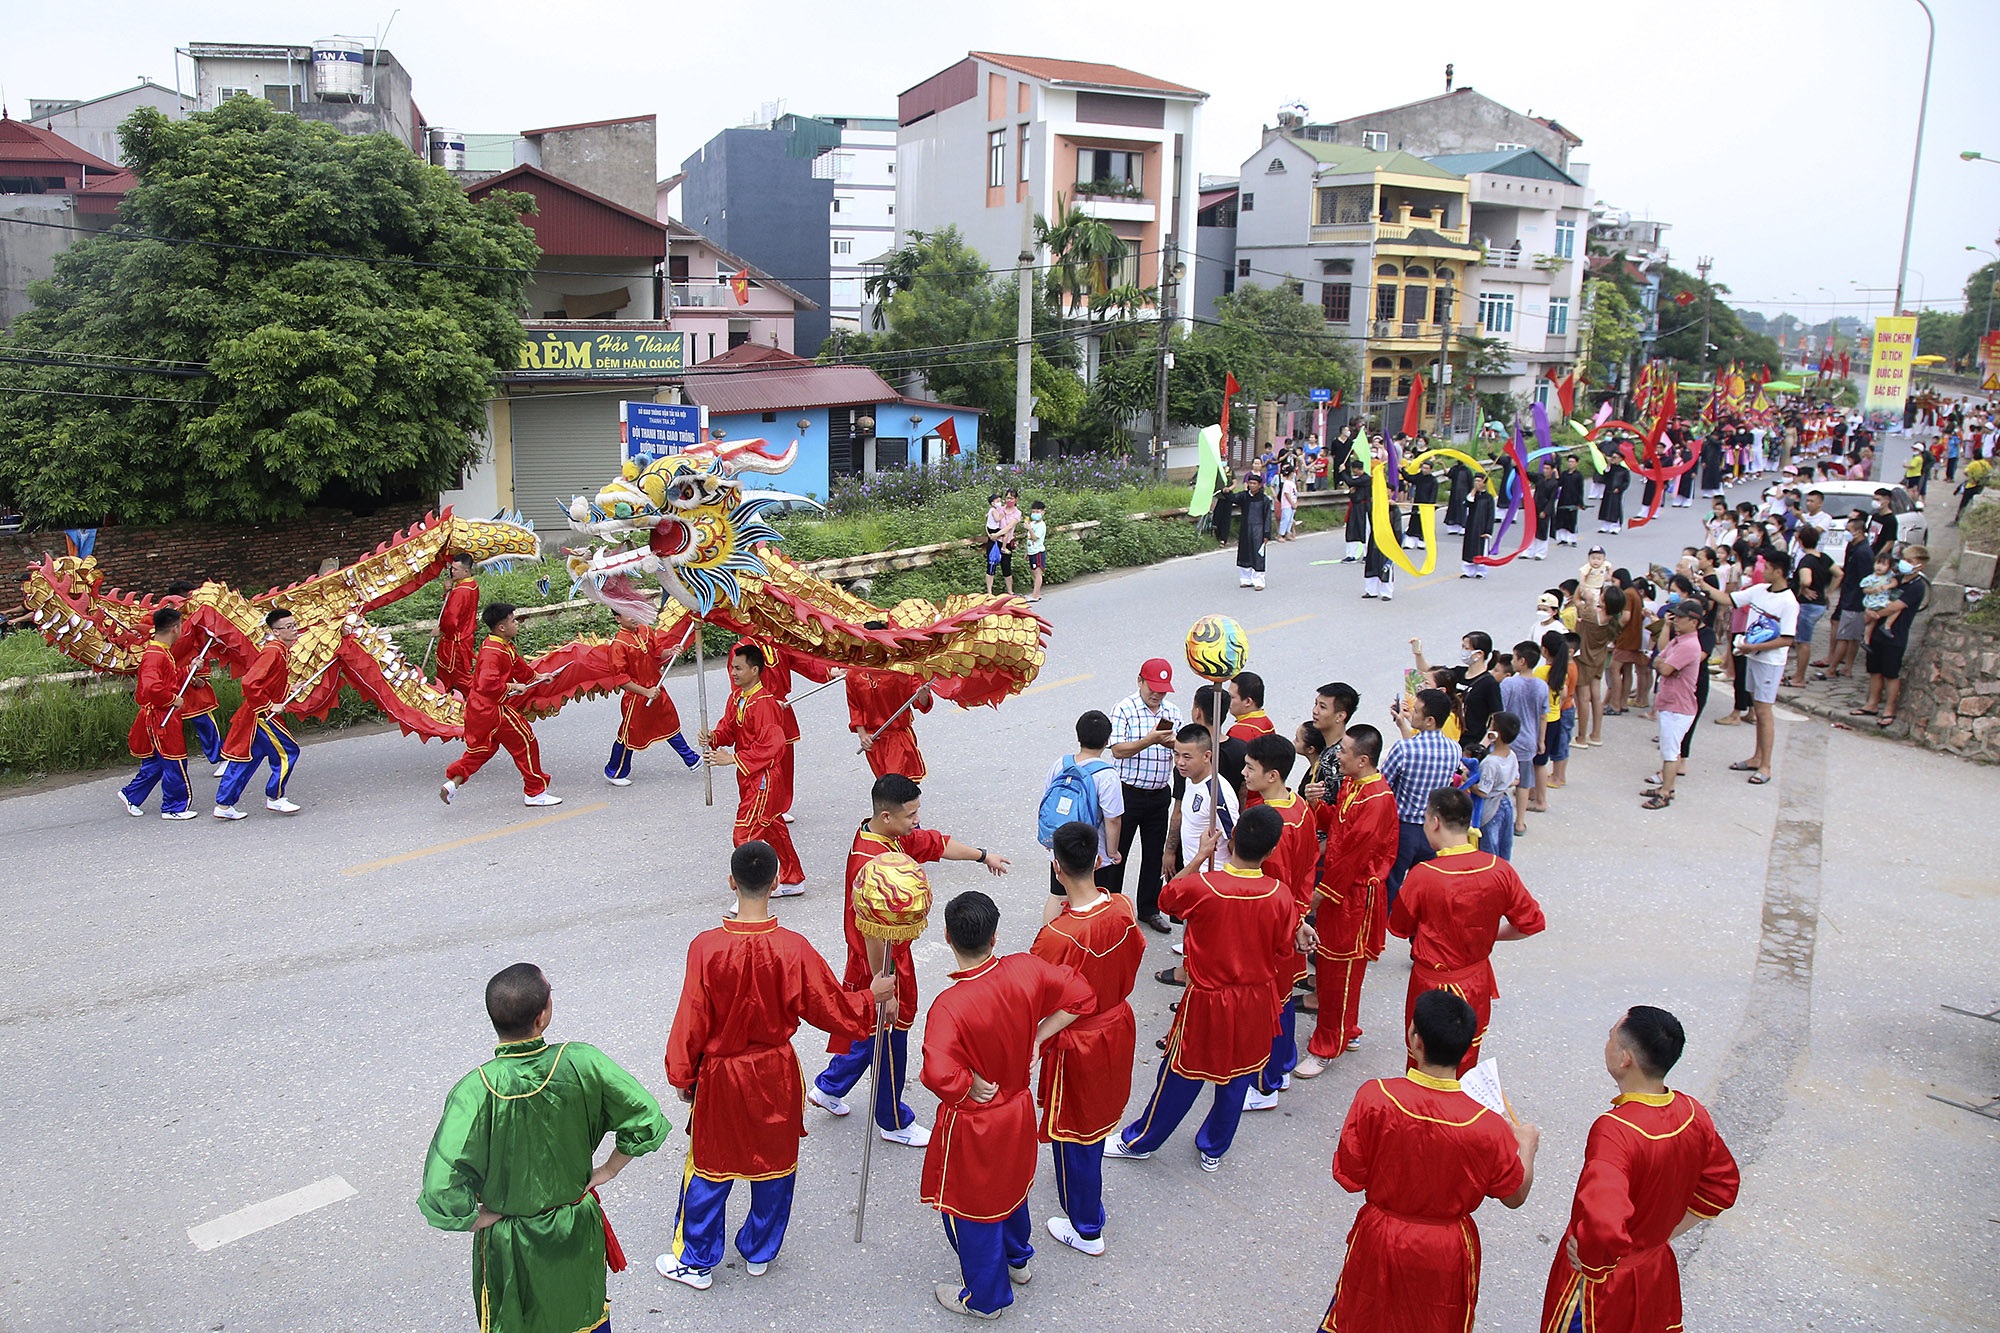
left=708, top=438, right=799, bottom=474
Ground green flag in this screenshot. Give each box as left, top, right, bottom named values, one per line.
left=1189, top=424, right=1223, bottom=517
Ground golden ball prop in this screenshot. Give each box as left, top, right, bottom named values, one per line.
left=1184, top=615, right=1250, bottom=683
left=852, top=851, right=934, bottom=943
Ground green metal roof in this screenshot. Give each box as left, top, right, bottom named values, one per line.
left=1282, top=137, right=1461, bottom=181
left=1425, top=149, right=1579, bottom=185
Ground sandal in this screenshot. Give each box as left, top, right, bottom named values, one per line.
left=1641, top=793, right=1673, bottom=809
left=1877, top=714, right=1896, bottom=728
left=1848, top=708, right=1878, bottom=717
left=1747, top=773, right=1772, bottom=785
left=1154, top=967, right=1186, bottom=987
left=1728, top=760, right=1757, bottom=772
left=1813, top=671, right=1830, bottom=681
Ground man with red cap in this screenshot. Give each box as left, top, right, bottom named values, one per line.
left=1105, top=658, right=1184, bottom=933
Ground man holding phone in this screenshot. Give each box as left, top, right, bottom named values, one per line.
left=1106, top=659, right=1184, bottom=933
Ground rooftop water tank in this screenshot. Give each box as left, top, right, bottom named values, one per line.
left=428, top=128, right=466, bottom=171
left=312, top=38, right=367, bottom=102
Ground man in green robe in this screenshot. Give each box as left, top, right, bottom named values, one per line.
left=420, top=962, right=670, bottom=1332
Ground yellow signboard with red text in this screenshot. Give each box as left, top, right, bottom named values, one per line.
left=1864, top=316, right=1917, bottom=414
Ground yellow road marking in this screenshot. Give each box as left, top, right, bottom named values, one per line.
left=342, top=801, right=612, bottom=876
left=1250, top=614, right=1317, bottom=633
left=1019, top=672, right=1093, bottom=698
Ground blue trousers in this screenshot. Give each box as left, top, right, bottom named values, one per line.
left=188, top=712, right=222, bottom=765
left=816, top=1028, right=914, bottom=1131
left=1386, top=819, right=1436, bottom=907
left=217, top=719, right=298, bottom=806
left=1479, top=794, right=1515, bottom=862
left=1258, top=995, right=1299, bottom=1094
left=604, top=734, right=698, bottom=780
left=1050, top=1139, right=1105, bottom=1239
left=942, top=1204, right=1032, bottom=1316
left=1121, top=1059, right=1252, bottom=1159
left=671, top=1157, right=796, bottom=1270
left=123, top=751, right=190, bottom=814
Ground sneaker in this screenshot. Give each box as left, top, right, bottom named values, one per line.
left=1243, top=1088, right=1280, bottom=1112
left=1047, top=1215, right=1105, bottom=1256
left=656, top=1255, right=712, bottom=1290
left=771, top=883, right=805, bottom=898
left=213, top=805, right=246, bottom=821
left=779, top=812, right=795, bottom=823
left=439, top=780, right=455, bottom=805
left=118, top=793, right=144, bottom=818
left=212, top=762, right=230, bottom=779
left=1171, top=939, right=1184, bottom=956
left=744, top=1260, right=769, bottom=1277
left=1292, top=1056, right=1326, bottom=1080
left=1199, top=1152, right=1222, bottom=1173
left=806, top=1084, right=851, bottom=1117
left=606, top=775, right=633, bottom=787
left=1102, top=1137, right=1152, bottom=1161
left=1279, top=1074, right=1293, bottom=1091
left=880, top=1121, right=931, bottom=1148
left=265, top=797, right=300, bottom=814
left=1009, top=1263, right=1032, bottom=1286
left=523, top=793, right=563, bottom=807
left=162, top=809, right=198, bottom=821
left=935, top=1283, right=1000, bottom=1320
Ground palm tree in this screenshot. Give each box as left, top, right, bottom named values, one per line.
left=862, top=230, right=929, bottom=330
left=1034, top=195, right=1127, bottom=324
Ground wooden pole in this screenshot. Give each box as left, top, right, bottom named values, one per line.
left=695, top=630, right=713, bottom=807
left=853, top=955, right=894, bottom=1242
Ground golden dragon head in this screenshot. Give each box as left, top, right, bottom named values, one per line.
left=563, top=439, right=794, bottom=617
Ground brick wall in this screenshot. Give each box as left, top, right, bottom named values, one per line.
left=1903, top=607, right=2000, bottom=763
left=1, top=501, right=437, bottom=598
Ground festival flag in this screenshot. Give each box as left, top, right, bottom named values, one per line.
left=1331, top=389, right=1342, bottom=409
left=1220, top=371, right=1240, bottom=446
left=1555, top=370, right=1577, bottom=417
left=935, top=416, right=961, bottom=457
left=729, top=271, right=751, bottom=305
left=1401, top=374, right=1425, bottom=438
left=1189, top=424, right=1224, bottom=518
left=1674, top=290, right=1697, bottom=307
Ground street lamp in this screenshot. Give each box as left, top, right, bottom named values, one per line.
left=1969, top=245, right=1997, bottom=342
left=1893, top=0, right=1935, bottom=317
left=1962, top=150, right=1997, bottom=165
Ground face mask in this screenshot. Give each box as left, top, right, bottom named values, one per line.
left=1462, top=650, right=1479, bottom=667
left=1897, top=560, right=1913, bottom=574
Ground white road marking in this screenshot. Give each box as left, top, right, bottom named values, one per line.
left=187, top=1175, right=358, bottom=1251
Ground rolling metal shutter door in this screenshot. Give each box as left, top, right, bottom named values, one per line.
left=509, top=393, right=622, bottom=537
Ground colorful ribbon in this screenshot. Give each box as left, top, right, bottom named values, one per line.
left=1475, top=419, right=1536, bottom=567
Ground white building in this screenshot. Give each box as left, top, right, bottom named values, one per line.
left=27, top=81, right=195, bottom=165
left=1427, top=149, right=1590, bottom=408
left=816, top=115, right=897, bottom=331
left=893, top=52, right=1207, bottom=320
left=179, top=40, right=420, bottom=150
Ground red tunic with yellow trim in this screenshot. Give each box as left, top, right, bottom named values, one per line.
left=1254, top=789, right=1321, bottom=987
left=1315, top=773, right=1399, bottom=961
left=832, top=823, right=948, bottom=1043
left=919, top=953, right=1095, bottom=1221
left=463, top=637, right=536, bottom=744
left=664, top=915, right=875, bottom=1181
left=1158, top=864, right=1297, bottom=1083
left=221, top=640, right=290, bottom=762
left=434, top=576, right=480, bottom=694
left=1031, top=893, right=1144, bottom=1143
left=710, top=681, right=792, bottom=819
left=847, top=669, right=932, bottom=780
left=1226, top=709, right=1276, bottom=743
left=1324, top=1070, right=1527, bottom=1333
left=609, top=626, right=683, bottom=749
left=127, top=640, right=186, bottom=759
left=171, top=631, right=218, bottom=718
left=1540, top=1091, right=1740, bottom=1333
left=1389, top=844, right=1546, bottom=1025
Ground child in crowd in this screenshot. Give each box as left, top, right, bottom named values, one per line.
left=1859, top=552, right=1898, bottom=614
left=1474, top=713, right=1521, bottom=862
left=1025, top=501, right=1048, bottom=602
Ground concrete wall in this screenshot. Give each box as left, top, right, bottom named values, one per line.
left=28, top=85, right=193, bottom=165
left=1332, top=94, right=1572, bottom=169
left=0, top=195, right=78, bottom=328
left=534, top=120, right=657, bottom=217
left=1193, top=221, right=1235, bottom=321
left=680, top=128, right=832, bottom=354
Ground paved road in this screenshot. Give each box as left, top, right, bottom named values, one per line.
left=3, top=454, right=1995, bottom=1332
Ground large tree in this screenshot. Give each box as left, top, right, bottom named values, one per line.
left=0, top=97, right=538, bottom=525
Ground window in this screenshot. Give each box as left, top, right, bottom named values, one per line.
left=1403, top=263, right=1429, bottom=278
left=989, top=130, right=1006, bottom=188
left=1369, top=376, right=1392, bottom=402
left=213, top=86, right=250, bottom=106
left=1377, top=263, right=1398, bottom=277
left=1432, top=286, right=1451, bottom=323
left=1075, top=149, right=1142, bottom=194
left=761, top=411, right=777, bottom=423
left=1319, top=258, right=1353, bottom=276
left=1018, top=124, right=1030, bottom=181
left=1547, top=296, right=1570, bottom=337
left=1376, top=284, right=1398, bottom=320
left=1288, top=280, right=1306, bottom=299
left=262, top=84, right=297, bottom=111
left=1361, top=130, right=1388, bottom=151
left=833, top=238, right=853, bottom=255
left=1553, top=218, right=1577, bottom=260
left=1266, top=157, right=1287, bottom=174
left=812, top=151, right=854, bottom=180
left=1495, top=141, right=1528, bottom=151
left=1240, top=192, right=1254, bottom=212
left=831, top=197, right=843, bottom=213
left=1238, top=259, right=1251, bottom=278
left=1315, top=186, right=1371, bottom=225
left=1477, top=290, right=1516, bottom=333
left=1403, top=285, right=1427, bottom=323
left=1321, top=282, right=1352, bottom=323
left=1223, top=271, right=1235, bottom=295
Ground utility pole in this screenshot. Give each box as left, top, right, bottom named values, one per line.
left=1894, top=0, right=1935, bottom=316
left=1013, top=200, right=1035, bottom=465
left=1434, top=285, right=1453, bottom=439
left=1696, top=255, right=1715, bottom=373
left=1152, top=236, right=1177, bottom=477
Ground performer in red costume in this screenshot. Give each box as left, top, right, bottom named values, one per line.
left=1389, top=786, right=1546, bottom=1074
left=1297, top=725, right=1398, bottom=1076
left=214, top=607, right=303, bottom=819
left=603, top=609, right=701, bottom=784
left=433, top=554, right=481, bottom=697
left=752, top=640, right=827, bottom=823
left=848, top=668, right=933, bottom=781
left=164, top=582, right=223, bottom=770
left=1224, top=671, right=1276, bottom=743
left=655, top=841, right=894, bottom=1291
left=1541, top=1007, right=1740, bottom=1333
left=1321, top=989, right=1540, bottom=1333
left=440, top=602, right=560, bottom=807
left=118, top=606, right=193, bottom=819
left=1032, top=820, right=1145, bottom=1257
left=700, top=643, right=803, bottom=891
left=810, top=773, right=1009, bottom=1143
left=1237, top=733, right=1319, bottom=1104
left=921, top=890, right=1093, bottom=1320
left=1106, top=805, right=1303, bottom=1171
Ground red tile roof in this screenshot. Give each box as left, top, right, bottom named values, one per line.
left=969, top=53, right=1206, bottom=98
left=0, top=117, right=119, bottom=177
left=466, top=164, right=667, bottom=259
left=73, top=168, right=134, bottom=215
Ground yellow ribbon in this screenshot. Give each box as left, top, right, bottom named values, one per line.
left=1369, top=448, right=1489, bottom=577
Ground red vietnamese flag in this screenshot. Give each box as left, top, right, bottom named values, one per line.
left=1220, top=371, right=1241, bottom=445
left=1401, top=374, right=1426, bottom=437
left=1555, top=370, right=1577, bottom=416
left=935, top=416, right=961, bottom=457
left=729, top=270, right=751, bottom=305
left=1331, top=389, right=1342, bottom=409
left=1674, top=289, right=1697, bottom=307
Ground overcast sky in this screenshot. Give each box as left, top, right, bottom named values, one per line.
left=9, top=0, right=1996, bottom=325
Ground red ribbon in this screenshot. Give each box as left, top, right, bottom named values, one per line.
left=1474, top=425, right=1536, bottom=567
left=591, top=1188, right=627, bottom=1272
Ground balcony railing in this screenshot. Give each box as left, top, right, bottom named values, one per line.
left=1369, top=321, right=1483, bottom=341
left=670, top=283, right=733, bottom=308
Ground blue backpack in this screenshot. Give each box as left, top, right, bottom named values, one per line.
left=1037, top=756, right=1113, bottom=849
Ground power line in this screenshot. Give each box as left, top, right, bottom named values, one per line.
left=0, top=384, right=217, bottom=406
